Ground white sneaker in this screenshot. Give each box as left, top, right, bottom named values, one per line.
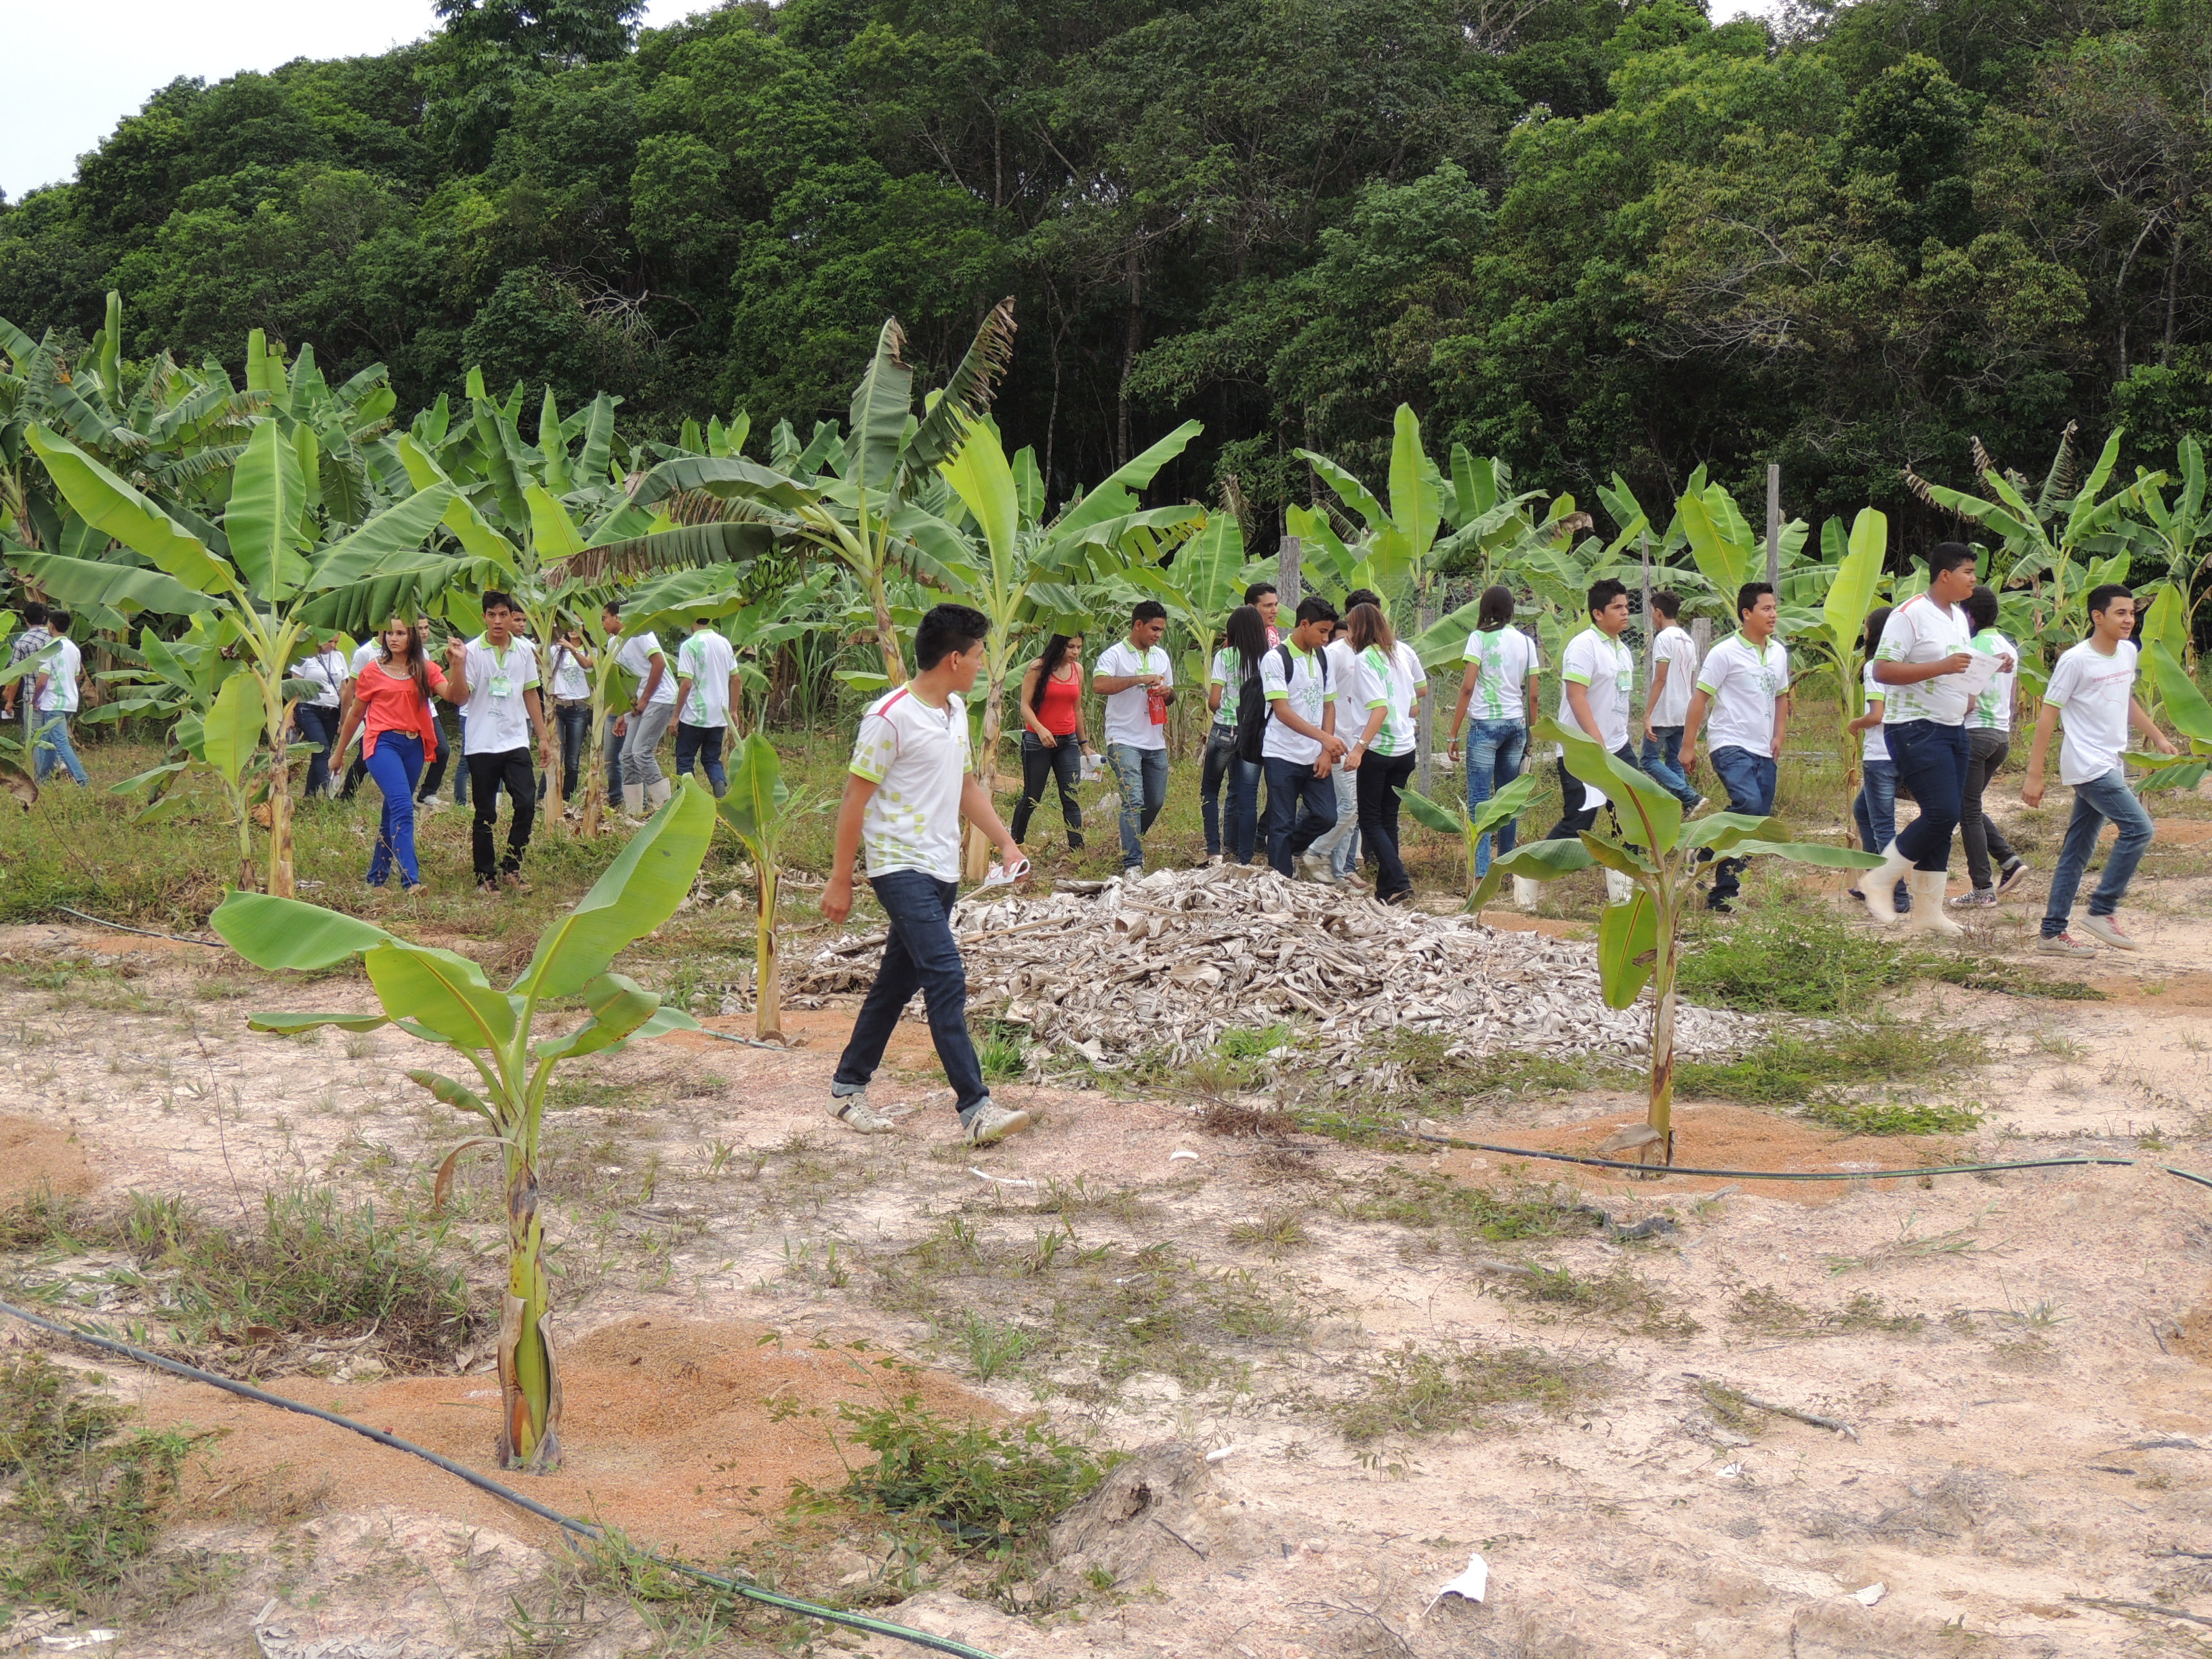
left=1206, top=854, right=1223, bottom=867
left=2077, top=913, right=2137, bottom=951
left=1298, top=852, right=1330, bottom=883
left=2036, top=931, right=2100, bottom=958
left=827, top=1092, right=895, bottom=1134
left=962, top=1100, right=1034, bottom=1146
left=417, top=796, right=449, bottom=814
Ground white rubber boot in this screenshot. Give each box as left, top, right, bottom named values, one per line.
left=1861, top=840, right=1914, bottom=924
left=1604, top=869, right=1635, bottom=905
left=645, top=778, right=673, bottom=811
left=1513, top=877, right=1542, bottom=912
left=1905, top=867, right=1965, bottom=937
left=621, top=783, right=646, bottom=819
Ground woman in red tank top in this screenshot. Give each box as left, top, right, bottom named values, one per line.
left=1011, top=634, right=1090, bottom=854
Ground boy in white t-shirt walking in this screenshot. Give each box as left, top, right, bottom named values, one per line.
left=1263, top=596, right=1347, bottom=876
left=1094, top=600, right=1176, bottom=873
left=1638, top=590, right=1702, bottom=810
left=2022, top=584, right=2177, bottom=954
left=1681, top=582, right=1789, bottom=912
left=441, top=590, right=556, bottom=893
left=674, top=617, right=741, bottom=797
left=1542, top=579, right=1637, bottom=843
left=28, top=609, right=85, bottom=786
left=823, top=604, right=1031, bottom=1146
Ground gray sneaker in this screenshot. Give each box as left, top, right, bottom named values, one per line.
left=2036, top=931, right=2101, bottom=958
left=962, top=1100, right=1034, bottom=1146
left=2077, top=913, right=2138, bottom=951
left=827, top=1091, right=895, bottom=1134
left=1949, top=887, right=1998, bottom=908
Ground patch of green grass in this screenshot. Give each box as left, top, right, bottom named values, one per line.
left=972, top=1021, right=1027, bottom=1084
left=1218, top=1023, right=1292, bottom=1061
left=1226, top=1208, right=1309, bottom=1256
left=1925, top=956, right=2107, bottom=1001
left=1803, top=1099, right=1984, bottom=1136
left=951, top=1314, right=1034, bottom=1383
left=1726, top=1285, right=1925, bottom=1336
left=1327, top=1341, right=1604, bottom=1442
left=0, top=1186, right=94, bottom=1252
left=0, top=1353, right=202, bottom=1612
left=1333, top=1172, right=1590, bottom=1244
left=1515, top=1264, right=1700, bottom=1339
left=1381, top=1030, right=1633, bottom=1104
left=1677, top=903, right=1930, bottom=1015
left=812, top=1395, right=1115, bottom=1568
left=123, top=1184, right=476, bottom=1368
left=1674, top=1021, right=1986, bottom=1107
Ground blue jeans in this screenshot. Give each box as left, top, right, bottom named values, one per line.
left=30, top=712, right=86, bottom=785
left=1107, top=742, right=1168, bottom=869
left=1640, top=726, right=1700, bottom=808
left=1263, top=756, right=1338, bottom=875
left=539, top=703, right=588, bottom=802
left=1887, top=718, right=1969, bottom=872
left=1200, top=726, right=1258, bottom=860
left=365, top=732, right=426, bottom=887
left=1464, top=718, right=1528, bottom=876
left=675, top=721, right=727, bottom=795
left=1705, top=745, right=1776, bottom=903
left=832, top=870, right=989, bottom=1118
left=1852, top=758, right=1912, bottom=912
left=2043, top=769, right=2154, bottom=937
left=295, top=703, right=338, bottom=797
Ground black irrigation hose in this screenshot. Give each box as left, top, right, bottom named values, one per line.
left=0, top=1296, right=1006, bottom=1659
left=53, top=906, right=226, bottom=947
left=1389, top=1125, right=2212, bottom=1192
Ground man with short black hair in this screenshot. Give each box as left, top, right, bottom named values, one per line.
left=1245, top=581, right=1282, bottom=647
left=1682, top=582, right=1789, bottom=912
left=2022, top=584, right=2177, bottom=954
left=1262, top=596, right=1346, bottom=877
left=823, top=603, right=1030, bottom=1147
left=1095, top=600, right=1175, bottom=873
left=1542, top=579, right=1637, bottom=847
left=1640, top=590, right=1702, bottom=809
left=442, top=591, right=554, bottom=893
left=674, top=616, right=740, bottom=796
left=1861, top=542, right=1985, bottom=933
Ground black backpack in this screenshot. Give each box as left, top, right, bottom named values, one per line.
left=1234, top=642, right=1327, bottom=764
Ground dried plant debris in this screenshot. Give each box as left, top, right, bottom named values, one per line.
left=798, top=864, right=1762, bottom=1074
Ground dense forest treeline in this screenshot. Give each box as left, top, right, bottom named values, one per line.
left=3, top=0, right=2209, bottom=550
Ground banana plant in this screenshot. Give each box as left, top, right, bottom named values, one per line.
left=1399, top=771, right=1542, bottom=905
left=2133, top=438, right=2212, bottom=654
left=622, top=302, right=1018, bottom=684
left=211, top=782, right=716, bottom=1471
left=26, top=419, right=462, bottom=895
left=714, top=734, right=814, bottom=1040
left=2133, top=642, right=2212, bottom=794
left=1471, top=718, right=1881, bottom=1162
left=1784, top=509, right=1889, bottom=842
left=939, top=414, right=1204, bottom=877
left=1908, top=427, right=2166, bottom=692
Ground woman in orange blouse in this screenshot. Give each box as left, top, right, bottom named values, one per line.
left=333, top=617, right=447, bottom=890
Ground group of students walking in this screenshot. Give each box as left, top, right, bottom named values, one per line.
left=1009, top=584, right=1432, bottom=903
left=1003, top=552, right=2181, bottom=951
left=1, top=602, right=87, bottom=786
left=283, top=596, right=748, bottom=894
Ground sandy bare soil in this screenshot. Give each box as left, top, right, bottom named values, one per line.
left=3, top=818, right=2212, bottom=1659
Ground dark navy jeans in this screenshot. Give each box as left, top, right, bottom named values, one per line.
left=1263, top=756, right=1338, bottom=875
left=1705, top=744, right=1776, bottom=903
left=1887, top=718, right=1969, bottom=872
left=832, top=870, right=988, bottom=1118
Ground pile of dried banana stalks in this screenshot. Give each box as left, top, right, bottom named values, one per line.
left=795, top=864, right=1760, bottom=1081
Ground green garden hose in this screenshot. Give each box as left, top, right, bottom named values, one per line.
left=0, top=1296, right=1006, bottom=1659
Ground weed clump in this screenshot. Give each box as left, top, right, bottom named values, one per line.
left=1803, top=1099, right=1983, bottom=1136
left=1673, top=1021, right=1986, bottom=1107
left=0, top=1354, right=199, bottom=1610
left=815, top=1395, right=1116, bottom=1565
left=1328, top=1341, right=1603, bottom=1442
left=1726, top=1286, right=1925, bottom=1336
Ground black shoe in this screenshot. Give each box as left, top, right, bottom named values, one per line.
left=1996, top=857, right=2028, bottom=895
left=1707, top=895, right=1734, bottom=914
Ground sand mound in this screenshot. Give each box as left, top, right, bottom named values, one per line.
left=136, top=1315, right=994, bottom=1560
left=0, top=1115, right=99, bottom=1206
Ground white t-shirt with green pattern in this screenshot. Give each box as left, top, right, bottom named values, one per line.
left=1461, top=626, right=1540, bottom=722
left=1355, top=642, right=1427, bottom=758
left=849, top=687, right=970, bottom=882
left=1968, top=628, right=2016, bottom=734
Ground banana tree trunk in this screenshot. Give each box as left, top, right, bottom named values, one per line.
left=264, top=692, right=296, bottom=898
left=1839, top=683, right=1862, bottom=848
left=497, top=1153, right=562, bottom=1472
left=1647, top=918, right=1681, bottom=1165
left=755, top=857, right=783, bottom=1041
left=233, top=789, right=260, bottom=894
left=580, top=692, right=609, bottom=838
left=869, top=575, right=907, bottom=687
left=962, top=666, right=1008, bottom=882
left=1414, top=600, right=1436, bottom=796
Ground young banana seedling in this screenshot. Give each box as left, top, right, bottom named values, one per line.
left=211, top=781, right=716, bottom=1471
left=1471, top=718, right=1879, bottom=1162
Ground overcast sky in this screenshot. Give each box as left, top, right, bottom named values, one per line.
left=5, top=0, right=1782, bottom=203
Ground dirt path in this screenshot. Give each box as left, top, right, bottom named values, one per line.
left=2, top=848, right=2211, bottom=1658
